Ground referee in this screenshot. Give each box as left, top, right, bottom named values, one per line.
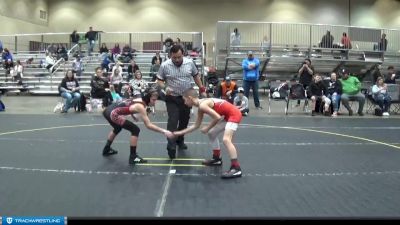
left=156, top=44, right=206, bottom=159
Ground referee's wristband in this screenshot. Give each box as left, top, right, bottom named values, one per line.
left=199, top=86, right=206, bottom=93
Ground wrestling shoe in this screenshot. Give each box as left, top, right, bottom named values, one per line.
left=221, top=166, right=242, bottom=179
left=129, top=155, right=148, bottom=165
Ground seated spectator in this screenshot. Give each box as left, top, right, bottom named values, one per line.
left=57, top=44, right=68, bottom=61
left=385, top=66, right=397, bottom=84
left=150, top=59, right=161, bottom=82
left=218, top=76, right=238, bottom=104
left=372, top=76, right=391, bottom=116
left=101, top=52, right=112, bottom=72
left=112, top=43, right=121, bottom=61
left=151, top=51, right=163, bottom=65
left=129, top=70, right=148, bottom=98
left=12, top=60, right=24, bottom=85
left=109, top=68, right=123, bottom=94
left=46, top=44, right=57, bottom=55
left=24, top=58, right=34, bottom=67
left=90, top=67, right=113, bottom=108
left=319, top=30, right=334, bottom=48
left=339, top=68, right=365, bottom=116
left=309, top=73, right=331, bottom=116
left=109, top=85, right=122, bottom=103
left=45, top=53, right=57, bottom=73
left=326, top=72, right=342, bottom=117
left=121, top=44, right=133, bottom=63
left=3, top=58, right=14, bottom=82
left=234, top=87, right=249, bottom=116
left=72, top=56, right=84, bottom=81
left=2, top=48, right=13, bottom=62
left=99, top=43, right=109, bottom=54
left=59, top=70, right=81, bottom=113
left=127, top=59, right=139, bottom=81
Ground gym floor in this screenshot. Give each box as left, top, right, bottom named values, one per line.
left=1, top=96, right=400, bottom=218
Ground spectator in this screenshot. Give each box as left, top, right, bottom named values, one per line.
left=121, top=44, right=133, bottom=63
left=156, top=44, right=206, bottom=159
left=0, top=40, right=3, bottom=54
left=109, top=85, right=122, bottom=103
left=101, top=52, right=112, bottom=72
left=230, top=28, right=241, bottom=47
left=296, top=59, right=314, bottom=106
left=309, top=73, right=331, bottom=116
left=242, top=51, right=262, bottom=109
left=127, top=59, right=139, bottom=81
left=90, top=67, right=113, bottom=108
left=99, top=43, right=109, bottom=54
left=45, top=53, right=56, bottom=73
left=234, top=87, right=249, bottom=116
left=59, top=70, right=81, bottom=113
left=150, top=59, right=161, bottom=82
left=378, top=33, right=388, bottom=52
left=339, top=68, right=365, bottom=116
left=151, top=51, right=163, bottom=65
left=175, top=37, right=186, bottom=55
left=164, top=36, right=174, bottom=56
left=12, top=60, right=24, bottom=85
left=57, top=44, right=68, bottom=61
left=385, top=66, right=397, bottom=84
left=3, top=56, right=14, bottom=82
left=327, top=72, right=342, bottom=117
left=85, top=26, right=100, bottom=56
left=130, top=70, right=148, bottom=98
left=320, top=30, right=334, bottom=48
left=46, top=44, right=57, bottom=55
left=372, top=76, right=391, bottom=116
left=72, top=56, right=84, bottom=81
left=70, top=29, right=81, bottom=56
left=112, top=43, right=121, bottom=61
left=24, top=58, right=34, bottom=67
left=218, top=76, right=238, bottom=104
left=111, top=61, right=124, bottom=80
left=341, top=32, right=352, bottom=49
left=110, top=68, right=123, bottom=94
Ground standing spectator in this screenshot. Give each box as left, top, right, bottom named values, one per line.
left=296, top=59, right=314, bottom=106
left=309, top=73, right=331, bottom=116
left=72, top=56, right=84, bottom=81
left=70, top=29, right=81, bottom=56
left=151, top=51, right=163, bottom=65
left=341, top=32, right=352, bottom=49
left=378, top=33, right=388, bottom=52
left=372, top=76, right=391, bottom=116
left=156, top=44, right=206, bottom=159
left=218, top=76, right=238, bottom=104
left=242, top=51, right=262, bottom=109
left=339, top=68, right=365, bottom=116
left=90, top=67, right=113, bottom=108
left=320, top=30, right=334, bottom=48
left=230, top=28, right=241, bottom=48
left=59, top=70, right=81, bottom=113
left=327, top=72, right=342, bottom=117
left=85, top=26, right=100, bottom=56
left=385, top=66, right=397, bottom=84
left=234, top=87, right=249, bottom=116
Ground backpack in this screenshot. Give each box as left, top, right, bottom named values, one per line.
left=0, top=100, right=5, bottom=111
left=374, top=107, right=383, bottom=116
left=270, top=82, right=289, bottom=99
left=290, top=83, right=306, bottom=99
left=79, top=94, right=87, bottom=112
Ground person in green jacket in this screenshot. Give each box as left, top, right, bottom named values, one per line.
left=339, top=68, right=365, bottom=116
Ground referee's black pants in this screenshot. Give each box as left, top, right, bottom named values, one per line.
left=165, top=95, right=191, bottom=150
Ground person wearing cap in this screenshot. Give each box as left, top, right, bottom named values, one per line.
left=242, top=51, right=262, bottom=109
left=339, top=68, right=365, bottom=116
left=296, top=58, right=314, bottom=107
left=234, top=87, right=249, bottom=116
left=156, top=44, right=207, bottom=159
left=218, top=75, right=238, bottom=104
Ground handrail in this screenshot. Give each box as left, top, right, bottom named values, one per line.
left=67, top=44, right=79, bottom=56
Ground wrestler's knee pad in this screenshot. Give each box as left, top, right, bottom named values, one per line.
left=122, top=120, right=140, bottom=136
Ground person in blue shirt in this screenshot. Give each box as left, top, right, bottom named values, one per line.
left=242, top=51, right=262, bottom=109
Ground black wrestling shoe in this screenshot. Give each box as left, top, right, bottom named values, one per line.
left=178, top=143, right=188, bottom=151
left=221, top=166, right=242, bottom=179
left=129, top=155, right=148, bottom=165
left=102, top=147, right=118, bottom=156
left=202, top=157, right=222, bottom=166
left=167, top=147, right=176, bottom=159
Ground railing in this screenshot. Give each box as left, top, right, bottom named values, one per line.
left=49, top=58, right=65, bottom=90
left=215, top=21, right=400, bottom=68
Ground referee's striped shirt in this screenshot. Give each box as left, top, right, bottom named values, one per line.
left=157, top=57, right=199, bottom=96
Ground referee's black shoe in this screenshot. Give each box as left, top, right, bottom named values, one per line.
left=102, top=147, right=118, bottom=156
left=167, top=147, right=176, bottom=159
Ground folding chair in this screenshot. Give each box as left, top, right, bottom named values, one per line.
left=286, top=82, right=309, bottom=115
left=388, top=84, right=400, bottom=114
left=268, top=80, right=289, bottom=114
